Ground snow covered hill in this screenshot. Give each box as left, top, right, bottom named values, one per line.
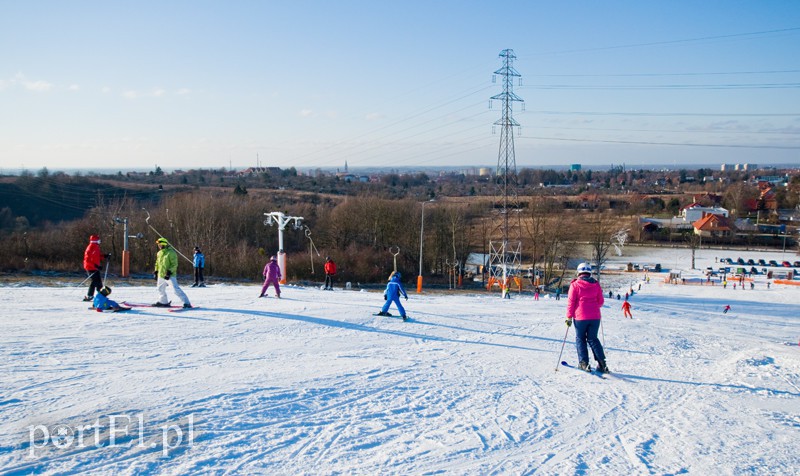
left=1, top=248, right=799, bottom=474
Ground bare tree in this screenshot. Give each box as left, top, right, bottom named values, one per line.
left=586, top=212, right=617, bottom=282
left=685, top=230, right=702, bottom=270
left=723, top=182, right=758, bottom=218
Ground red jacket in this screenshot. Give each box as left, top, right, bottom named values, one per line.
left=83, top=235, right=102, bottom=272
left=324, top=260, right=337, bottom=275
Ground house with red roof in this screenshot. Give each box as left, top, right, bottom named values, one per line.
left=692, top=213, right=732, bottom=238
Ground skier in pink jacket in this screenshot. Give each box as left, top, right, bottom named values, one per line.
left=565, top=262, right=609, bottom=373
left=260, top=255, right=282, bottom=298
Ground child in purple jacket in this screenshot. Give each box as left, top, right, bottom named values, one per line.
left=260, top=256, right=282, bottom=298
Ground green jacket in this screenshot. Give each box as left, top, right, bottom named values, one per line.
left=155, top=245, right=178, bottom=278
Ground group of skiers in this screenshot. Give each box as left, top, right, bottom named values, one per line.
left=82, top=234, right=197, bottom=310
left=81, top=234, right=340, bottom=309
left=81, top=234, right=633, bottom=373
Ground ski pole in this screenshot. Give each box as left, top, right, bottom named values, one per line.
left=76, top=274, right=92, bottom=287
left=600, top=319, right=605, bottom=347
left=102, top=260, right=110, bottom=285
left=555, top=324, right=571, bottom=372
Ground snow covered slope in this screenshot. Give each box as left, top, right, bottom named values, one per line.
left=1, top=249, right=798, bottom=474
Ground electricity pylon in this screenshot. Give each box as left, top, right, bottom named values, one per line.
left=488, top=49, right=524, bottom=298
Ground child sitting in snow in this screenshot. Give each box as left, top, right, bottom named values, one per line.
left=92, top=286, right=130, bottom=312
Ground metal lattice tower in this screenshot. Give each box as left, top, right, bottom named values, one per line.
left=488, top=49, right=524, bottom=298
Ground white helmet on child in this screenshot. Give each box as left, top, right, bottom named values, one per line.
left=576, top=262, right=592, bottom=276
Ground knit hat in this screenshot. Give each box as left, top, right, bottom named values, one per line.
left=100, top=286, right=111, bottom=296
left=89, top=234, right=100, bottom=244
left=156, top=237, right=169, bottom=245
left=270, top=255, right=277, bottom=261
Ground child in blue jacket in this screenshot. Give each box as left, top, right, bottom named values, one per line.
left=92, top=287, right=130, bottom=312
left=377, top=271, right=408, bottom=320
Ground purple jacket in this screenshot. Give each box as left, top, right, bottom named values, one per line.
left=263, top=259, right=281, bottom=281
left=566, top=276, right=604, bottom=320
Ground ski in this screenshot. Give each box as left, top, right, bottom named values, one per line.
left=87, top=307, right=132, bottom=312
left=374, top=312, right=410, bottom=321
left=561, top=361, right=608, bottom=379
left=169, top=306, right=199, bottom=313
left=122, top=301, right=181, bottom=309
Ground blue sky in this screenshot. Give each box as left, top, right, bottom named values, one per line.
left=1, top=1, right=799, bottom=172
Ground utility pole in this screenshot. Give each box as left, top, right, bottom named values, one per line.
left=488, top=49, right=524, bottom=298
left=114, top=217, right=143, bottom=277
left=264, top=212, right=304, bottom=284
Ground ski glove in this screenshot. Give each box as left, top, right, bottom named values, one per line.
left=165, top=270, right=172, bottom=279
left=383, top=294, right=387, bottom=300
left=104, top=253, right=112, bottom=259
left=153, top=271, right=158, bottom=280
left=404, top=296, right=408, bottom=301
left=565, top=318, right=573, bottom=327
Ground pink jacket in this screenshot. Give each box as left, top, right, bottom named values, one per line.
left=263, top=259, right=281, bottom=281
left=566, top=276, right=604, bottom=320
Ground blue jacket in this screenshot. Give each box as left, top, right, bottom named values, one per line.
left=93, top=294, right=120, bottom=311
left=384, top=274, right=408, bottom=300
left=193, top=252, right=205, bottom=268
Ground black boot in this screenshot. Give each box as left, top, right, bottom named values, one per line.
left=596, top=360, right=610, bottom=373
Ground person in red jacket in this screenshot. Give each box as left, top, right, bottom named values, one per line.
left=83, top=234, right=109, bottom=302
left=323, top=256, right=337, bottom=290
left=622, top=299, right=633, bottom=319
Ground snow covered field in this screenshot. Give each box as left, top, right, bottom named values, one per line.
left=1, top=247, right=799, bottom=475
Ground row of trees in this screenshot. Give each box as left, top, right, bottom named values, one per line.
left=30, top=163, right=797, bottom=212
left=4, top=167, right=795, bottom=286
left=0, top=190, right=632, bottom=290
left=0, top=187, right=632, bottom=287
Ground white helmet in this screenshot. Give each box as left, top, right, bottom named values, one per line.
left=576, top=262, right=592, bottom=276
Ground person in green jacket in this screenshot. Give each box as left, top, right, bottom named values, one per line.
left=153, top=237, right=192, bottom=308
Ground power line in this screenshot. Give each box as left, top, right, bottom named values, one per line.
left=520, top=135, right=800, bottom=149
left=525, top=82, right=800, bottom=90
left=529, top=111, right=800, bottom=117
left=532, top=124, right=800, bottom=136
left=522, top=27, right=800, bottom=58
left=531, top=69, right=800, bottom=78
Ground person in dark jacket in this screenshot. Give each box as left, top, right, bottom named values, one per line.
left=83, top=234, right=110, bottom=302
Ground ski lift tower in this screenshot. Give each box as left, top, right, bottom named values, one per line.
left=113, top=216, right=144, bottom=278
left=264, top=212, right=303, bottom=284
left=488, top=49, right=524, bottom=298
